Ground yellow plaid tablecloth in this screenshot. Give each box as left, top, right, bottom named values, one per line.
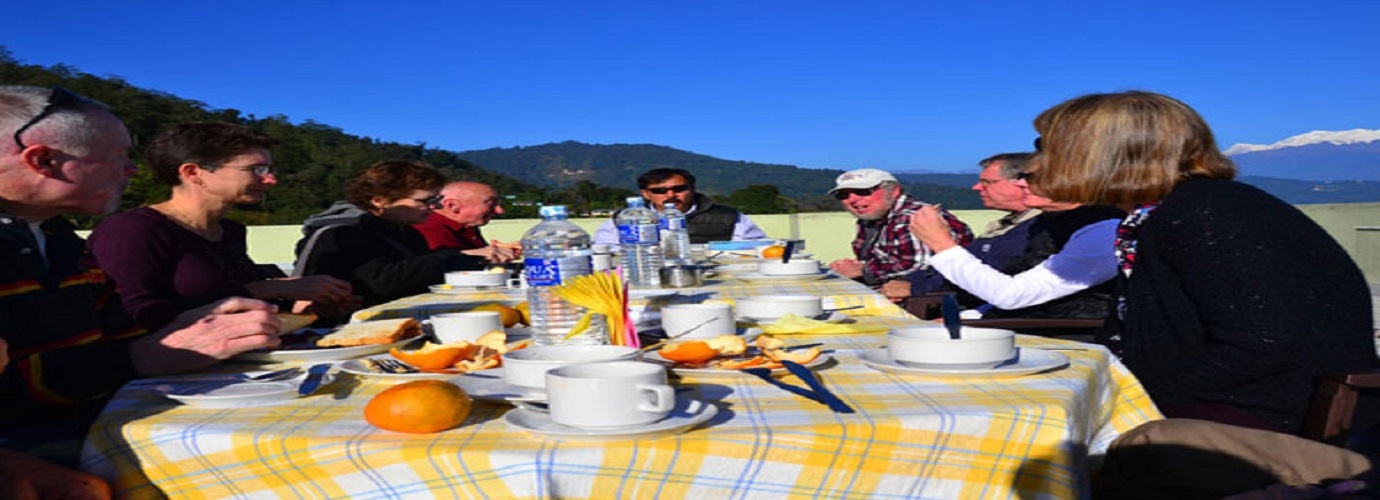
left=82, top=276, right=1162, bottom=499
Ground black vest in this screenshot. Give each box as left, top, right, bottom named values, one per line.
left=685, top=196, right=742, bottom=243
left=981, top=205, right=1124, bottom=321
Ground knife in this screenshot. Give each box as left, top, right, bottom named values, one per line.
left=781, top=241, right=796, bottom=264
left=941, top=294, right=962, bottom=340
left=297, top=363, right=332, bottom=396
left=781, top=360, right=854, bottom=413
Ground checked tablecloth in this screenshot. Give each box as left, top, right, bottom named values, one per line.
left=82, top=274, right=1161, bottom=499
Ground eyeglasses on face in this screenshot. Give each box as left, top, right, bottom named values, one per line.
left=13, top=87, right=83, bottom=150
left=413, top=194, right=445, bottom=208
left=199, top=163, right=273, bottom=176
left=977, top=178, right=1007, bottom=187
left=645, top=185, right=691, bottom=195
left=832, top=187, right=879, bottom=200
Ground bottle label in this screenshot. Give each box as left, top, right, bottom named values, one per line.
left=661, top=218, right=685, bottom=231
left=523, top=256, right=591, bottom=287
left=617, top=223, right=660, bottom=245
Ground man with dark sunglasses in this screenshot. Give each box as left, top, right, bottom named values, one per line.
left=593, top=168, right=766, bottom=245
left=0, top=86, right=285, bottom=491
left=827, top=168, right=972, bottom=293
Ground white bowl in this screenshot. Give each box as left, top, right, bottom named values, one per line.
left=887, top=326, right=1016, bottom=369
left=735, top=294, right=823, bottom=321
left=445, top=270, right=507, bottom=287
left=502, top=345, right=640, bottom=389
left=757, top=259, right=821, bottom=276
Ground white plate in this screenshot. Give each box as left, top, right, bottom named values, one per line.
left=505, top=398, right=718, bottom=441
left=737, top=311, right=848, bottom=325
left=628, top=289, right=680, bottom=299
left=448, top=369, right=547, bottom=403
left=733, top=271, right=830, bottom=283
left=429, top=285, right=525, bottom=297
left=338, top=355, right=460, bottom=381
left=233, top=337, right=421, bottom=363
left=709, top=263, right=759, bottom=275
left=643, top=351, right=831, bottom=378
left=859, top=347, right=1069, bottom=378
left=155, top=371, right=335, bottom=408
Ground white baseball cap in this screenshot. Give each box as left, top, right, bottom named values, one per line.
left=829, top=168, right=898, bottom=194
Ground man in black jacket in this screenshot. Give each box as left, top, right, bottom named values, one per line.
left=594, top=168, right=767, bottom=244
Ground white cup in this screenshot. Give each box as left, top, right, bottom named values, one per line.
left=887, top=326, right=1016, bottom=369
left=758, top=259, right=821, bottom=276
left=660, top=303, right=735, bottom=339
left=502, top=345, right=641, bottom=389
left=428, top=311, right=504, bottom=344
left=736, top=294, right=823, bottom=321
left=444, top=270, right=508, bottom=287
left=545, top=361, right=675, bottom=429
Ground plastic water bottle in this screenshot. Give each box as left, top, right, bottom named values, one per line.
left=616, top=197, right=662, bottom=287
left=522, top=205, right=607, bottom=346
left=661, top=201, right=693, bottom=266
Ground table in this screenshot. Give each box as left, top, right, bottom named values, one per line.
left=81, top=274, right=1161, bottom=499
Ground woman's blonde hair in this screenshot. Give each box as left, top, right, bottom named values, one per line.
left=1031, top=91, right=1236, bottom=205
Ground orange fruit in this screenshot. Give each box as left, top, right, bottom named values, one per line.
left=514, top=302, right=530, bottom=325
left=472, top=303, right=522, bottom=328
left=389, top=342, right=474, bottom=371
left=760, top=245, right=787, bottom=259
left=658, top=340, right=719, bottom=365
left=364, top=380, right=471, bottom=434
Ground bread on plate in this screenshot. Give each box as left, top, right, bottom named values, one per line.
left=317, top=318, right=422, bottom=347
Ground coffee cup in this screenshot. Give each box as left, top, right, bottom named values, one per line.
left=502, top=345, right=641, bottom=389
left=735, top=294, right=823, bottom=321
left=758, top=259, right=821, bottom=276
left=545, top=361, right=675, bottom=429
left=428, top=311, right=503, bottom=344
left=444, top=270, right=508, bottom=287
left=887, top=326, right=1016, bottom=369
left=660, top=303, right=734, bottom=339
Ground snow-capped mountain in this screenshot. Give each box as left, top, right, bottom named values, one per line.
left=1224, top=129, right=1380, bottom=155
left=1226, top=129, right=1380, bottom=182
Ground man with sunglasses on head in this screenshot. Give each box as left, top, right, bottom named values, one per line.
left=593, top=168, right=767, bottom=245
left=0, top=86, right=286, bottom=493
left=413, top=180, right=518, bottom=263
left=827, top=168, right=972, bottom=294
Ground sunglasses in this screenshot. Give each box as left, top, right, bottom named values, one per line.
left=413, top=194, right=445, bottom=208
left=832, top=187, right=878, bottom=200
left=645, top=185, right=692, bottom=195
left=199, top=163, right=273, bottom=176
left=1015, top=171, right=1035, bottom=181
left=13, top=87, right=85, bottom=150
left=1033, top=136, right=1044, bottom=152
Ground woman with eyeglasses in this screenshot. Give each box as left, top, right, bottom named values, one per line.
left=294, top=160, right=487, bottom=307
left=1031, top=91, right=1374, bottom=435
left=89, top=122, right=359, bottom=329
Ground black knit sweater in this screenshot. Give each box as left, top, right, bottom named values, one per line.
left=1098, top=178, right=1376, bottom=433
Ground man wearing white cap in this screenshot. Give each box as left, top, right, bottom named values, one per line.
left=827, top=168, right=972, bottom=292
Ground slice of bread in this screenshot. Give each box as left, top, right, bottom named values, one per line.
left=317, top=318, right=422, bottom=347
left=275, top=312, right=319, bottom=334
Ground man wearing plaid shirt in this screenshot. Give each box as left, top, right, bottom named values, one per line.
left=827, top=169, right=972, bottom=291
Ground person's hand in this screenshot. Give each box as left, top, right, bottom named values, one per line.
left=462, top=245, right=516, bottom=264
left=829, top=259, right=864, bottom=279
left=909, top=205, right=960, bottom=252
left=0, top=447, right=112, bottom=500
left=247, top=276, right=354, bottom=305
left=131, top=297, right=282, bottom=376
left=295, top=295, right=365, bottom=324
left=0, top=338, right=8, bottom=374
left=880, top=280, right=912, bottom=300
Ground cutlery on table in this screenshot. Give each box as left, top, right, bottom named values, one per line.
left=126, top=366, right=303, bottom=387
left=781, top=360, right=854, bottom=413
left=781, top=241, right=796, bottom=263
left=941, top=294, right=962, bottom=340
left=742, top=366, right=852, bottom=413
left=297, top=363, right=333, bottom=396
left=247, top=367, right=305, bottom=381
left=371, top=358, right=418, bottom=374
left=992, top=348, right=1022, bottom=369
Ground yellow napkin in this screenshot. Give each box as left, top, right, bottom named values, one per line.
left=759, top=313, right=889, bottom=335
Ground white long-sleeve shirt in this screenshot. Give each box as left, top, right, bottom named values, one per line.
left=928, top=219, right=1119, bottom=311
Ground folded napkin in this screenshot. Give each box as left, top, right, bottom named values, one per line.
left=760, top=313, right=889, bottom=335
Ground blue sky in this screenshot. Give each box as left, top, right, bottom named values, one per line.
left=7, top=1, right=1379, bottom=173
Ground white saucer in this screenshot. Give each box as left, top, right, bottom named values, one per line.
left=429, top=284, right=525, bottom=296
left=859, top=347, right=1069, bottom=378
left=643, top=351, right=831, bottom=378
left=505, top=398, right=718, bottom=441
left=233, top=337, right=420, bottom=363
left=628, top=289, right=679, bottom=299
left=155, top=371, right=335, bottom=408
left=737, top=311, right=848, bottom=325
left=448, top=369, right=547, bottom=402
left=734, top=271, right=830, bottom=283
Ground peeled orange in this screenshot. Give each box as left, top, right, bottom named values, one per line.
left=364, top=380, right=471, bottom=434
left=704, top=334, right=748, bottom=356
left=389, top=342, right=474, bottom=370
left=658, top=340, right=719, bottom=365
left=760, top=245, right=787, bottom=259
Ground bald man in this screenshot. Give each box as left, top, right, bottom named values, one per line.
left=413, top=181, right=516, bottom=263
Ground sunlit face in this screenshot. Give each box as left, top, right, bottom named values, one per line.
left=373, top=189, right=439, bottom=225
left=641, top=175, right=694, bottom=211
left=973, top=163, right=1027, bottom=212
left=837, top=184, right=899, bottom=221
left=50, top=112, right=137, bottom=216
left=199, top=148, right=277, bottom=206
left=444, top=184, right=504, bottom=227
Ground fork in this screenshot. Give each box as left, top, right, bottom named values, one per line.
left=372, top=359, right=419, bottom=374
left=247, top=367, right=304, bottom=381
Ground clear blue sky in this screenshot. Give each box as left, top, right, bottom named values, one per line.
left=7, top=1, right=1379, bottom=173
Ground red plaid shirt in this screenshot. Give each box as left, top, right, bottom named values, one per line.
left=851, top=195, right=973, bottom=286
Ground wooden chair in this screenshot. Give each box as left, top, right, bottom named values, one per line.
left=1302, top=371, right=1380, bottom=446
